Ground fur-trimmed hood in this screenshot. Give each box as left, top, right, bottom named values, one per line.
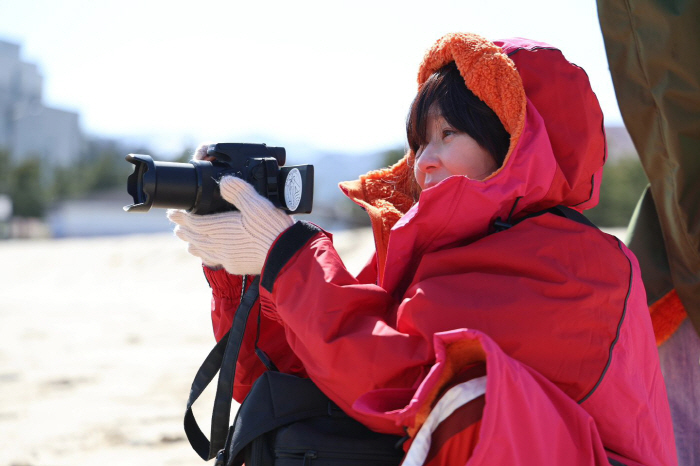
left=340, top=33, right=606, bottom=285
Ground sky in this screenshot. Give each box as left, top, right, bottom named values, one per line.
left=0, top=0, right=621, bottom=157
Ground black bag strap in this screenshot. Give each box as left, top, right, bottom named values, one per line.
left=494, top=204, right=599, bottom=232
left=546, top=205, right=599, bottom=229
left=184, top=275, right=261, bottom=461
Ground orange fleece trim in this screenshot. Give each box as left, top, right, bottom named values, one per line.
left=339, top=157, right=415, bottom=283
left=417, top=33, right=526, bottom=182
left=407, top=339, right=487, bottom=438
left=650, top=288, right=687, bottom=346
left=340, top=33, right=527, bottom=281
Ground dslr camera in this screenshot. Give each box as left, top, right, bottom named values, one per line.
left=124, top=143, right=313, bottom=215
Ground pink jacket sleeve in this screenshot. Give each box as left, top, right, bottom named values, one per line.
left=259, top=224, right=431, bottom=434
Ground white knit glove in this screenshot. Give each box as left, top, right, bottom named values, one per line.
left=167, top=176, right=294, bottom=275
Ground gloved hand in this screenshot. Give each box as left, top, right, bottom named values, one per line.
left=192, top=142, right=213, bottom=161
left=167, top=175, right=294, bottom=276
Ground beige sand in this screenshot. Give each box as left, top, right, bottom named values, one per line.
left=0, top=228, right=374, bottom=466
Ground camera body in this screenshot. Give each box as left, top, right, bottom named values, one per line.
left=125, top=143, right=314, bottom=215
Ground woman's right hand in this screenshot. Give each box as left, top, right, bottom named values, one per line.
left=192, top=142, right=217, bottom=162
left=167, top=175, right=294, bottom=276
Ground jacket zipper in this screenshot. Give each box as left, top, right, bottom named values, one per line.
left=276, top=449, right=318, bottom=465
left=275, top=448, right=402, bottom=463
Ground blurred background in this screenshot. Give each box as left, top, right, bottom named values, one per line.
left=0, top=1, right=644, bottom=465
left=0, top=0, right=646, bottom=240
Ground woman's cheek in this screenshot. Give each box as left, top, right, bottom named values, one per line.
left=414, top=165, right=426, bottom=190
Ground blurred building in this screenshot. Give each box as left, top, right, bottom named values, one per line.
left=0, top=39, right=83, bottom=166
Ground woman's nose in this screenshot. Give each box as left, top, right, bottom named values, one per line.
left=416, top=145, right=438, bottom=173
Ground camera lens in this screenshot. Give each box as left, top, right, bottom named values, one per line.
left=125, top=154, right=199, bottom=212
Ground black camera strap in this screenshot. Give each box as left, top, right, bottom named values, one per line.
left=184, top=275, right=260, bottom=461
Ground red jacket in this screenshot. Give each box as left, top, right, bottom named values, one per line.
left=204, top=34, right=676, bottom=465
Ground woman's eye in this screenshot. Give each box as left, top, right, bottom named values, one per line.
left=442, top=129, right=455, bottom=139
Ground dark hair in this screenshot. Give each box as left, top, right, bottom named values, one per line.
left=406, top=62, right=510, bottom=167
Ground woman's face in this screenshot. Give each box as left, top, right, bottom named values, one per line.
left=413, top=111, right=497, bottom=190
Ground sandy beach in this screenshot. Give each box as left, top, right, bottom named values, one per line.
left=0, top=228, right=374, bottom=466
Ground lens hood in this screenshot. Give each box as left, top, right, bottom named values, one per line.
left=125, top=154, right=156, bottom=212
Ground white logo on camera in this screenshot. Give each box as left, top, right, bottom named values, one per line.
left=284, top=168, right=302, bottom=211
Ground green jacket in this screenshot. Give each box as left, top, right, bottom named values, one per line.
left=598, top=0, right=700, bottom=341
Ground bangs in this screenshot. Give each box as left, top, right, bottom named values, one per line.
left=405, top=62, right=510, bottom=166
left=406, top=70, right=444, bottom=154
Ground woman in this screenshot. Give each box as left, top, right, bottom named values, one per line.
left=169, top=33, right=676, bottom=464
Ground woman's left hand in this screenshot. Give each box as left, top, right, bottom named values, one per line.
left=167, top=176, right=294, bottom=276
